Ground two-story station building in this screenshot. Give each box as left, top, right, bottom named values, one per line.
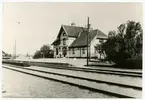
left=52, top=24, right=108, bottom=58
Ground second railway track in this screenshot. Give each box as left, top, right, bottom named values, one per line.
left=28, top=62, right=142, bottom=77
left=3, top=64, right=142, bottom=98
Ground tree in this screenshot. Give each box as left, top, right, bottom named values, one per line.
left=33, top=44, right=54, bottom=59
left=108, top=30, right=116, bottom=37
left=33, top=50, right=41, bottom=59
left=102, top=21, right=142, bottom=65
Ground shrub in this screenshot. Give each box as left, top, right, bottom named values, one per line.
left=102, top=21, right=142, bottom=69
left=114, top=58, right=142, bottom=69
left=33, top=44, right=54, bottom=59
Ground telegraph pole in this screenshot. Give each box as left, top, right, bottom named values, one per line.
left=15, top=40, right=16, bottom=59
left=13, top=40, right=16, bottom=59
left=87, top=17, right=90, bottom=66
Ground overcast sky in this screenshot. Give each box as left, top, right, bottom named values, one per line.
left=2, top=2, right=143, bottom=55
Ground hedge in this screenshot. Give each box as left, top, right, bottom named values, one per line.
left=114, top=58, right=142, bottom=69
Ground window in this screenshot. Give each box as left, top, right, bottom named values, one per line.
left=72, top=48, right=75, bottom=54
left=63, top=38, right=66, bottom=45
left=63, top=32, right=66, bottom=36
left=82, top=48, right=85, bottom=54
left=99, top=39, right=104, bottom=43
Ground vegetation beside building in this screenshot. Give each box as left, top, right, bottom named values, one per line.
left=102, top=21, right=142, bottom=69
left=33, top=45, right=54, bottom=59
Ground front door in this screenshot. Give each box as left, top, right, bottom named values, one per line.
left=62, top=47, right=67, bottom=57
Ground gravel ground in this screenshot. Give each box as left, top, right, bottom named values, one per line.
left=2, top=68, right=115, bottom=98
left=28, top=66, right=142, bottom=87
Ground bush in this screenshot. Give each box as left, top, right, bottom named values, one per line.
left=113, top=58, right=142, bottom=69
left=102, top=21, right=142, bottom=69
left=33, top=44, right=54, bottom=59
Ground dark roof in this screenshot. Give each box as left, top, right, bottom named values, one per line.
left=96, top=29, right=108, bottom=39
left=52, top=25, right=107, bottom=46
left=69, top=29, right=107, bottom=48
left=62, top=25, right=87, bottom=37
left=52, top=25, right=87, bottom=45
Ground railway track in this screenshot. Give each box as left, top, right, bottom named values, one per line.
left=28, top=62, right=142, bottom=77
left=2, top=64, right=142, bottom=98
left=3, top=61, right=142, bottom=77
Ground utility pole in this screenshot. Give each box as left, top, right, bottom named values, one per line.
left=87, top=17, right=90, bottom=66
left=13, top=40, right=16, bottom=59
left=15, top=40, right=16, bottom=59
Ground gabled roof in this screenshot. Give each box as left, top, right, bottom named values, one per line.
left=69, top=29, right=108, bottom=48
left=52, top=24, right=107, bottom=46
left=57, top=25, right=87, bottom=38
left=96, top=29, right=108, bottom=39
left=52, top=25, right=87, bottom=45
left=62, top=25, right=87, bottom=37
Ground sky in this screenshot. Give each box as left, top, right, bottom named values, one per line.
left=2, top=2, right=143, bottom=55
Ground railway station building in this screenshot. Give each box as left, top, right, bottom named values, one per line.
left=52, top=23, right=108, bottom=59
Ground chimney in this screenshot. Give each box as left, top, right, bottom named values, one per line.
left=71, top=22, right=75, bottom=26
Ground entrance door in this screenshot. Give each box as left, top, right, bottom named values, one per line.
left=62, top=47, right=67, bottom=57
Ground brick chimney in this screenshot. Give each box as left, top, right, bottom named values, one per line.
left=71, top=22, right=75, bottom=26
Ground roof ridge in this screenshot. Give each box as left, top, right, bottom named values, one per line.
left=62, top=24, right=86, bottom=28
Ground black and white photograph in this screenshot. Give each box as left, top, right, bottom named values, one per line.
left=2, top=1, right=143, bottom=99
